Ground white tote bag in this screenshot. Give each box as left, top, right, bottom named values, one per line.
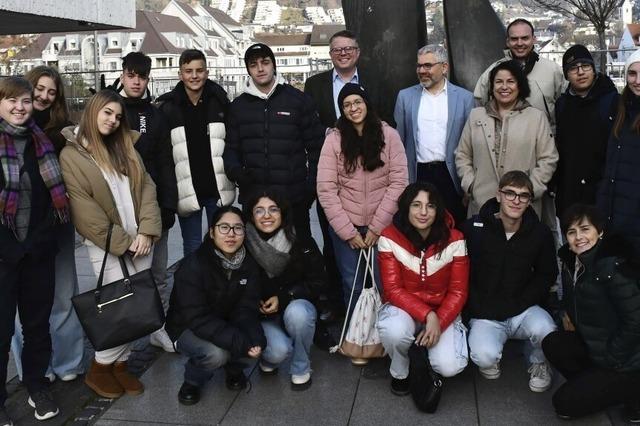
left=331, top=247, right=385, bottom=358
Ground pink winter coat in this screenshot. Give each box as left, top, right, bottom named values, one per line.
left=317, top=123, right=408, bottom=241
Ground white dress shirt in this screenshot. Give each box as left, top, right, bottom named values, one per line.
left=416, top=81, right=448, bottom=163
left=332, top=69, right=359, bottom=119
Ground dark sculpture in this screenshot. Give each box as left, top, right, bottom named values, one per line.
left=343, top=0, right=505, bottom=121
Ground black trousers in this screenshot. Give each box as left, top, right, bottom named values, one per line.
left=416, top=162, right=465, bottom=228
left=0, top=253, right=55, bottom=405
left=315, top=201, right=344, bottom=311
left=542, top=330, right=640, bottom=418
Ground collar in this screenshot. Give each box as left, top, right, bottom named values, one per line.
left=332, top=68, right=359, bottom=84
left=243, top=74, right=285, bottom=99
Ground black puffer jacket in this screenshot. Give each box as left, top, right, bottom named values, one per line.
left=553, top=74, right=618, bottom=217
left=110, top=82, right=178, bottom=229
left=463, top=198, right=558, bottom=321
left=598, top=95, right=640, bottom=254
left=166, top=237, right=266, bottom=358
left=559, top=235, right=640, bottom=372
left=223, top=82, right=324, bottom=205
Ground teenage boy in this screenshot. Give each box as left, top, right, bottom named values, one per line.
left=157, top=49, right=235, bottom=257
left=108, top=52, right=178, bottom=352
left=463, top=170, right=558, bottom=393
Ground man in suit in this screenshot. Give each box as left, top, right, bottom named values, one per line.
left=304, top=30, right=363, bottom=321
left=394, top=44, right=474, bottom=226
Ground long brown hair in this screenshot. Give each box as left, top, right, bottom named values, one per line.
left=612, top=86, right=640, bottom=138
left=77, top=90, right=143, bottom=189
left=336, top=105, right=385, bottom=174
left=25, top=66, right=70, bottom=131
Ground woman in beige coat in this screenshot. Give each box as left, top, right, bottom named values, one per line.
left=60, top=90, right=161, bottom=399
left=456, top=60, right=558, bottom=217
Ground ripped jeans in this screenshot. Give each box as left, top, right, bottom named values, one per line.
left=376, top=304, right=468, bottom=379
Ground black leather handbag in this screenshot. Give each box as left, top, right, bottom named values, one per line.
left=408, top=344, right=444, bottom=413
left=72, top=224, right=165, bottom=351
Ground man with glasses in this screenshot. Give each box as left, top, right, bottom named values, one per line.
left=463, top=170, right=558, bottom=394
left=553, top=44, right=619, bottom=218
left=394, top=44, right=473, bottom=226
left=305, top=30, right=363, bottom=132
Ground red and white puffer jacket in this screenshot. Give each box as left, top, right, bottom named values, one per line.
left=377, top=220, right=469, bottom=330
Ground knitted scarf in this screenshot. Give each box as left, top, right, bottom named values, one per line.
left=245, top=223, right=292, bottom=278
left=215, top=245, right=246, bottom=272
left=0, top=118, right=69, bottom=230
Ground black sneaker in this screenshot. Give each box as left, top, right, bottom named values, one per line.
left=313, top=321, right=337, bottom=351
left=178, top=382, right=200, bottom=406
left=225, top=371, right=247, bottom=391
left=390, top=377, right=410, bottom=396
left=28, top=390, right=59, bottom=421
left=627, top=401, right=640, bottom=423
left=0, top=406, right=13, bottom=426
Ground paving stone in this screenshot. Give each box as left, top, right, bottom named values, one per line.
left=474, top=343, right=611, bottom=426
left=220, top=348, right=360, bottom=426
left=350, top=359, right=478, bottom=426
left=97, top=353, right=239, bottom=425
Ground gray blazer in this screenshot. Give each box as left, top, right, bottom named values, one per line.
left=394, top=80, right=474, bottom=192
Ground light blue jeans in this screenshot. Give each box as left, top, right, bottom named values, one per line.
left=468, top=305, right=557, bottom=368
left=261, top=299, right=316, bottom=376
left=377, top=304, right=468, bottom=379
left=11, top=222, right=85, bottom=379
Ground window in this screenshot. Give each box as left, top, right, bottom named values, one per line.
left=169, top=57, right=173, bottom=67
left=111, top=39, right=119, bottom=47
left=276, top=47, right=284, bottom=52
left=69, top=40, right=77, bottom=49
left=52, top=43, right=60, bottom=53
left=110, top=62, right=117, bottom=70
left=131, top=40, right=138, bottom=50
left=157, top=57, right=167, bottom=67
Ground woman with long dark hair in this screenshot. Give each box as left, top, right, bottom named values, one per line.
left=10, top=66, right=84, bottom=385
left=166, top=205, right=266, bottom=405
left=243, top=189, right=326, bottom=389
left=598, top=51, right=640, bottom=254
left=60, top=90, right=161, bottom=399
left=317, top=83, right=408, bottom=364
left=542, top=204, right=640, bottom=421
left=376, top=182, right=469, bottom=396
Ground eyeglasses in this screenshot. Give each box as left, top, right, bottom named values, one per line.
left=499, top=189, right=532, bottom=203
left=330, top=46, right=359, bottom=55
left=567, top=63, right=593, bottom=74
left=343, top=99, right=365, bottom=110
left=416, top=61, right=443, bottom=71
left=215, top=223, right=245, bottom=235
left=253, top=206, right=281, bottom=217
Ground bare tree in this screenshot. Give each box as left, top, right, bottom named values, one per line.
left=525, top=0, right=624, bottom=72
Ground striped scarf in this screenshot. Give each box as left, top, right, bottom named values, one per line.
left=0, top=118, right=69, bottom=230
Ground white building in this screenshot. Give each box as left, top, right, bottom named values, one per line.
left=327, top=9, right=345, bottom=25
left=253, top=1, right=282, bottom=26
left=305, top=7, right=332, bottom=25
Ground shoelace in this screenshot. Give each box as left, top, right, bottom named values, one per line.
left=528, top=363, right=549, bottom=379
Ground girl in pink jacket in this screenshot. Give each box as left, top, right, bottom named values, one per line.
left=317, top=84, right=408, bottom=364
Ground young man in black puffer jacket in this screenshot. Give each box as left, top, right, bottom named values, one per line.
left=110, top=52, right=178, bottom=353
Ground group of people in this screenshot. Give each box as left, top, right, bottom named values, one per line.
left=0, top=17, right=639, bottom=426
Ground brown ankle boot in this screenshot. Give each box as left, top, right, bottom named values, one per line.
left=113, top=361, right=144, bottom=395
left=85, top=360, right=124, bottom=398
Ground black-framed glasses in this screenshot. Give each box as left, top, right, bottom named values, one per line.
left=416, top=61, right=443, bottom=71
left=330, top=46, right=359, bottom=55
left=567, top=63, right=593, bottom=74
left=499, top=189, right=532, bottom=203
left=215, top=223, right=245, bottom=235
left=253, top=206, right=281, bottom=217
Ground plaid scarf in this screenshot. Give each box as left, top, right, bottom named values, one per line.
left=0, top=118, right=69, bottom=230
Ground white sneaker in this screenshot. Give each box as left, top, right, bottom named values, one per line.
left=291, top=372, right=311, bottom=386
left=478, top=363, right=501, bottom=380
left=44, top=373, right=56, bottom=383
left=528, top=361, right=552, bottom=392
left=59, top=373, right=78, bottom=382
left=149, top=328, right=176, bottom=353
left=259, top=362, right=276, bottom=373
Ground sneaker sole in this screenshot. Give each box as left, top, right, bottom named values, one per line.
left=479, top=371, right=500, bottom=380
left=529, top=383, right=552, bottom=393
left=291, top=378, right=312, bottom=391
left=27, top=398, right=59, bottom=421
left=390, top=387, right=411, bottom=396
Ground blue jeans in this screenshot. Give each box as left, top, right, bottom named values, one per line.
left=175, top=329, right=231, bottom=387
left=328, top=226, right=381, bottom=319
left=468, top=305, right=557, bottom=368
left=261, top=299, right=316, bottom=376
left=178, top=198, right=219, bottom=257
left=11, top=222, right=84, bottom=379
